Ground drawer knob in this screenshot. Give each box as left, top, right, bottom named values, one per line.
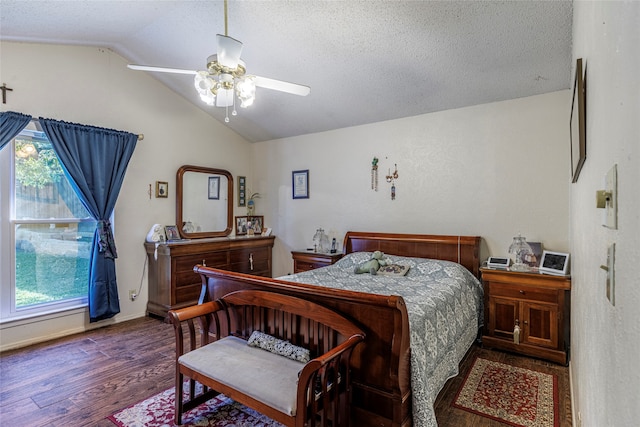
left=249, top=253, right=254, bottom=271
left=519, top=290, right=525, bottom=294
left=202, top=259, right=206, bottom=266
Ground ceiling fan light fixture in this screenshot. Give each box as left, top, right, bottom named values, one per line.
left=127, top=0, right=309, bottom=124
left=236, top=77, right=256, bottom=108
left=194, top=71, right=214, bottom=92
left=216, top=87, right=234, bottom=108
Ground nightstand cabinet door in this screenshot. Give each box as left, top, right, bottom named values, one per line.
left=523, top=302, right=558, bottom=349
left=481, top=268, right=570, bottom=365
left=490, top=297, right=519, bottom=341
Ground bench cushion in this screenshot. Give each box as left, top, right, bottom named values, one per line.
left=179, top=336, right=305, bottom=416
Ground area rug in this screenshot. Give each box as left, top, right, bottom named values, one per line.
left=108, top=385, right=284, bottom=427
left=452, top=357, right=559, bottom=427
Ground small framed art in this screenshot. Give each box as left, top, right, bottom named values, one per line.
left=539, top=251, right=570, bottom=276
left=156, top=181, right=168, bottom=198
left=238, top=176, right=246, bottom=207
left=164, top=225, right=180, bottom=241
left=292, top=169, right=309, bottom=199
left=235, top=215, right=264, bottom=236
left=208, top=176, right=220, bottom=200
left=570, top=58, right=586, bottom=183
left=524, top=242, right=543, bottom=268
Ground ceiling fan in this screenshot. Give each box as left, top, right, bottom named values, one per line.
left=127, top=0, right=310, bottom=122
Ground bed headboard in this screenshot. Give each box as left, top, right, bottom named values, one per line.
left=342, top=231, right=481, bottom=278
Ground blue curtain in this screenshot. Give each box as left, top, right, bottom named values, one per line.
left=39, top=118, right=138, bottom=322
left=0, top=111, right=32, bottom=150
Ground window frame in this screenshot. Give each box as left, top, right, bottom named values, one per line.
left=1, top=127, right=99, bottom=322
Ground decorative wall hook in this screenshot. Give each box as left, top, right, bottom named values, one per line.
left=371, top=157, right=379, bottom=191
left=387, top=163, right=398, bottom=200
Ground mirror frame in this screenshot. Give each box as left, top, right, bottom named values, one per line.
left=176, top=165, right=233, bottom=239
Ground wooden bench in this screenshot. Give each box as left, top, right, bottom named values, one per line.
left=168, top=289, right=365, bottom=427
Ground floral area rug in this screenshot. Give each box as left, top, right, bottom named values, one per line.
left=108, top=385, right=284, bottom=427
left=452, top=357, right=559, bottom=427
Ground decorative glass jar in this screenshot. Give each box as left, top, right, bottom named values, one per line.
left=508, top=234, right=534, bottom=271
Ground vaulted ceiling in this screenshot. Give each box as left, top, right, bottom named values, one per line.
left=0, top=0, right=573, bottom=142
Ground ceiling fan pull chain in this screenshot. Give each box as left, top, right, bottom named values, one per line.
left=232, top=89, right=238, bottom=116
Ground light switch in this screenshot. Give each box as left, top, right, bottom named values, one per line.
left=603, top=165, right=617, bottom=229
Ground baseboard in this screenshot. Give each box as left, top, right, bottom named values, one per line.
left=569, top=360, right=579, bottom=427
left=0, top=311, right=144, bottom=352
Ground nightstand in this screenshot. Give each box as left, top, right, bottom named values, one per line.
left=481, top=267, right=571, bottom=365
left=291, top=250, right=343, bottom=273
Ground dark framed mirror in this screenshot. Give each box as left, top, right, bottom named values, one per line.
left=176, top=165, right=233, bottom=239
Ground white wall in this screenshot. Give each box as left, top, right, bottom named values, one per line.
left=253, top=91, right=571, bottom=277
left=0, top=42, right=252, bottom=350
left=570, top=2, right=640, bottom=427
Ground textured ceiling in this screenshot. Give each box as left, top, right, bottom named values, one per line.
left=0, top=0, right=573, bottom=143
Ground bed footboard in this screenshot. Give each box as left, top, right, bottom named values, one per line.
left=195, top=267, right=413, bottom=427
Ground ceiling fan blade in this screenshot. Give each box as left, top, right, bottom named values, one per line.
left=127, top=64, right=197, bottom=75
left=216, top=34, right=243, bottom=69
left=253, top=76, right=311, bottom=96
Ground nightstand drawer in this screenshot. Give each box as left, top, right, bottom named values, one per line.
left=295, top=260, right=326, bottom=271
left=291, top=250, right=343, bottom=273
left=489, top=282, right=558, bottom=304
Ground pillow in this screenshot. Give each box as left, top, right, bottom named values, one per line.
left=376, top=264, right=410, bottom=277
left=247, top=330, right=311, bottom=363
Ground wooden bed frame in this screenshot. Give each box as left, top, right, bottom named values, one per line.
left=195, top=231, right=481, bottom=427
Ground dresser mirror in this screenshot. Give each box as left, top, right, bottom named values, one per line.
left=176, top=165, right=233, bottom=238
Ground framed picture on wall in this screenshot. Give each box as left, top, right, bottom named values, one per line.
left=238, top=176, right=246, bottom=206
left=292, top=169, right=309, bottom=199
left=570, top=58, right=586, bottom=183
left=156, top=181, right=168, bottom=198
left=208, top=176, right=220, bottom=200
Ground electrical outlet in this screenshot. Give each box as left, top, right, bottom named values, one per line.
left=129, top=290, right=138, bottom=301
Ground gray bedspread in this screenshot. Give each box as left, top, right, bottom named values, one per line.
left=279, top=252, right=483, bottom=427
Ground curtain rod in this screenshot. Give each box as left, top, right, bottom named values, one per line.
left=30, top=118, right=144, bottom=141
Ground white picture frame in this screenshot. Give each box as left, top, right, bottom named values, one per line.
left=539, top=250, right=570, bottom=276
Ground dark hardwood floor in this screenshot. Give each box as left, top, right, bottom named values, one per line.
left=0, top=316, right=572, bottom=427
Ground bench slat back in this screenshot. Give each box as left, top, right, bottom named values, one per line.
left=220, top=289, right=362, bottom=357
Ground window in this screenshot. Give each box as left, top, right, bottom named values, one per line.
left=0, top=124, right=96, bottom=320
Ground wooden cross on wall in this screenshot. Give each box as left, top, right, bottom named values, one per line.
left=1, top=83, right=14, bottom=104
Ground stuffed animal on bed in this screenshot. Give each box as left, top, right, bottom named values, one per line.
left=354, top=250, right=391, bottom=275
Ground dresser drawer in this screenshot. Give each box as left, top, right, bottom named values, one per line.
left=174, top=270, right=203, bottom=288
left=488, top=282, right=558, bottom=304
left=230, top=247, right=271, bottom=274
left=174, top=283, right=201, bottom=304
left=174, top=252, right=229, bottom=272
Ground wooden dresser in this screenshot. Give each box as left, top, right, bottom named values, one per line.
left=145, top=235, right=275, bottom=318
left=481, top=267, right=571, bottom=364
